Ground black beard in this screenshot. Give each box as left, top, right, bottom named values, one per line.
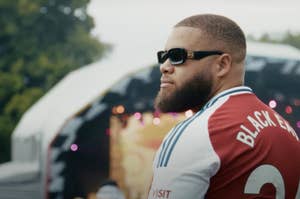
left=154, top=72, right=212, bottom=113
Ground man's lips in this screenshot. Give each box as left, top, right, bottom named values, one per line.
left=160, top=78, right=174, bottom=88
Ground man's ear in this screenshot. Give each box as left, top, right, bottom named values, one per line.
left=215, top=53, right=232, bottom=77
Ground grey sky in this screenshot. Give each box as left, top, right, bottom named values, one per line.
left=87, top=0, right=300, bottom=68
left=88, top=0, right=299, bottom=39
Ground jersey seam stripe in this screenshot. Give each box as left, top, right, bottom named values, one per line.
left=158, top=123, right=184, bottom=167
left=156, top=133, right=171, bottom=168
left=156, top=124, right=182, bottom=168
left=207, top=88, right=253, bottom=108
left=158, top=115, right=197, bottom=167
left=161, top=88, right=253, bottom=167
left=162, top=109, right=204, bottom=167
left=158, top=113, right=200, bottom=167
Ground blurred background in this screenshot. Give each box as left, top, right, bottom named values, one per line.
left=0, top=0, right=300, bottom=198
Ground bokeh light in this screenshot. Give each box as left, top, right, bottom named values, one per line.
left=134, top=112, right=142, bottom=120
left=116, top=105, right=125, bottom=114
left=112, top=105, right=125, bottom=114
left=297, top=121, right=300, bottom=129
left=153, top=117, right=160, bottom=125
left=106, top=128, right=111, bottom=136
left=294, top=99, right=300, bottom=106
left=70, top=144, right=78, bottom=152
left=285, top=105, right=293, bottom=114
left=153, top=111, right=160, bottom=118
left=185, top=110, right=193, bottom=118
left=268, top=100, right=277, bottom=109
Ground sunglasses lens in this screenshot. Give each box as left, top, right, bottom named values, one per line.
left=157, top=48, right=187, bottom=65
left=157, top=51, right=168, bottom=64
left=168, top=48, right=186, bottom=65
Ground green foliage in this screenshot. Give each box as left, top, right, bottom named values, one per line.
left=248, top=31, right=300, bottom=50
left=0, top=0, right=109, bottom=162
left=281, top=32, right=300, bottom=50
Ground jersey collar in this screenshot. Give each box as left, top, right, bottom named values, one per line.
left=203, top=86, right=253, bottom=110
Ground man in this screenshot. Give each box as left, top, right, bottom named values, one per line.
left=148, top=14, right=300, bottom=199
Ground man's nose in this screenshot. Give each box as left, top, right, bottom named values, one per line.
left=160, top=61, right=175, bottom=74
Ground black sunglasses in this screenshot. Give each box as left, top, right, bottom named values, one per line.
left=157, top=48, right=223, bottom=65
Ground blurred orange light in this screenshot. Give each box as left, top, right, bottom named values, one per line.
left=116, top=105, right=125, bottom=114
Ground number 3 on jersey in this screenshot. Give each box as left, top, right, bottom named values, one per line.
left=244, top=164, right=300, bottom=199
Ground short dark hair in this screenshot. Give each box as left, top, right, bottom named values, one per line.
left=175, top=14, right=246, bottom=63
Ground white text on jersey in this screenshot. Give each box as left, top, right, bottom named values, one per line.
left=236, top=110, right=298, bottom=147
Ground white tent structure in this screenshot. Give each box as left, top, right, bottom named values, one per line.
left=1, top=41, right=300, bottom=199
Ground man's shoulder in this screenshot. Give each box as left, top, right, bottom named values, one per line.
left=207, top=93, right=263, bottom=126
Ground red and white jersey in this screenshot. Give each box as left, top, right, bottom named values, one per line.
left=148, top=86, right=300, bottom=199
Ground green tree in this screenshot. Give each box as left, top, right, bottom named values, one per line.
left=0, top=0, right=109, bottom=163
left=281, top=31, right=300, bottom=50
left=248, top=31, right=300, bottom=50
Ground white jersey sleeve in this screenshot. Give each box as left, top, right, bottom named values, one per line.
left=148, top=108, right=221, bottom=199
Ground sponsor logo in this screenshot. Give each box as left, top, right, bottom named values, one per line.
left=152, top=189, right=172, bottom=199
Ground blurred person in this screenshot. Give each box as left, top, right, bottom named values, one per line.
left=148, top=14, right=300, bottom=198
left=96, top=179, right=125, bottom=199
